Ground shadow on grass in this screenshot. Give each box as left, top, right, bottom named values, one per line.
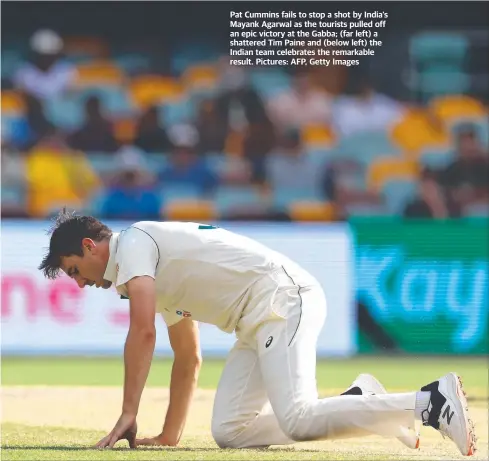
left=1, top=446, right=324, bottom=452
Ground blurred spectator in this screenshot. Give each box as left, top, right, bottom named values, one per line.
left=309, top=49, right=348, bottom=96
left=101, top=152, right=161, bottom=220
left=133, top=105, right=173, bottom=153
left=107, top=144, right=155, bottom=186
left=266, top=70, right=332, bottom=133
left=10, top=93, right=56, bottom=150
left=14, top=29, right=77, bottom=100
left=320, top=159, right=360, bottom=202
left=242, top=110, right=276, bottom=185
left=439, top=125, right=489, bottom=209
left=332, top=77, right=406, bottom=137
left=215, top=59, right=268, bottom=132
left=219, top=156, right=253, bottom=185
left=1, top=141, right=26, bottom=189
left=159, top=124, right=219, bottom=195
left=25, top=134, right=101, bottom=217
left=296, top=42, right=348, bottom=96
left=403, top=169, right=457, bottom=218
left=266, top=129, right=321, bottom=193
left=196, top=99, right=227, bottom=155
left=1, top=137, right=29, bottom=218
left=67, top=96, right=119, bottom=153
left=323, top=159, right=384, bottom=219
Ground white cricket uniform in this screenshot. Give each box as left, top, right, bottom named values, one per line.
left=103, top=221, right=417, bottom=448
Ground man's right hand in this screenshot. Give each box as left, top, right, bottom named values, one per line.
left=136, top=432, right=177, bottom=447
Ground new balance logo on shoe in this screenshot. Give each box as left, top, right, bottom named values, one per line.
left=442, top=405, right=454, bottom=425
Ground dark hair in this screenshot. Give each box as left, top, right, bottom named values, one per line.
left=38, top=208, right=112, bottom=280
left=85, top=95, right=102, bottom=114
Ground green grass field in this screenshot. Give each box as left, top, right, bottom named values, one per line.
left=2, top=356, right=488, bottom=460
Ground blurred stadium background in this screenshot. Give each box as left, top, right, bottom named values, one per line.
left=1, top=1, right=488, bottom=362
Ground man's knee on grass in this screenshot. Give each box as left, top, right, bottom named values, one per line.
left=211, top=422, right=270, bottom=450
left=211, top=405, right=315, bottom=448
left=211, top=418, right=243, bottom=448
left=212, top=418, right=272, bottom=448
left=276, top=408, right=318, bottom=442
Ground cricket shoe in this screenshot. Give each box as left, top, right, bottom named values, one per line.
left=341, top=373, right=420, bottom=450
left=420, top=372, right=477, bottom=456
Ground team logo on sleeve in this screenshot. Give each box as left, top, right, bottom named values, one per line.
left=176, top=310, right=192, bottom=318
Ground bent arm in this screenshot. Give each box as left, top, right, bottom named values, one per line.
left=161, top=318, right=202, bottom=445
left=121, top=276, right=157, bottom=416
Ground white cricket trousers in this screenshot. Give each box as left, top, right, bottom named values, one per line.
left=211, top=273, right=417, bottom=448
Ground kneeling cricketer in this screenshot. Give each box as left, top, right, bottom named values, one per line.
left=38, top=210, right=477, bottom=456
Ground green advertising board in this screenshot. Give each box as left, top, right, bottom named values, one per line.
left=352, top=218, right=488, bottom=355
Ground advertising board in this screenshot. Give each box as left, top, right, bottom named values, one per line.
left=1, top=221, right=356, bottom=357
left=352, top=219, right=488, bottom=354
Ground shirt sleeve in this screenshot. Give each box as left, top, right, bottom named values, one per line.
left=115, top=227, right=159, bottom=287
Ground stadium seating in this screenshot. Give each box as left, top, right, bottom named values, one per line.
left=129, top=75, right=184, bottom=109
left=429, top=95, right=487, bottom=125
left=3, top=31, right=487, bottom=222
left=160, top=183, right=202, bottom=202
left=418, top=147, right=455, bottom=169
left=409, top=32, right=469, bottom=65
left=271, top=187, right=323, bottom=211
left=390, top=109, right=452, bottom=156
left=1, top=90, right=25, bottom=116
left=1, top=184, right=27, bottom=208
left=74, top=61, right=126, bottom=87
left=288, top=200, right=336, bottom=222
left=344, top=202, right=391, bottom=217
left=78, top=86, right=134, bottom=116
left=170, top=42, right=221, bottom=75
left=408, top=32, right=470, bottom=99
left=157, top=98, right=196, bottom=126
left=301, top=124, right=336, bottom=149
left=367, top=157, right=419, bottom=192
left=83, top=190, right=107, bottom=216
left=476, top=119, right=489, bottom=149
left=249, top=68, right=291, bottom=98
left=1, top=50, right=23, bottom=80
left=145, top=153, right=170, bottom=174
left=382, top=179, right=418, bottom=215
left=338, top=130, right=400, bottom=165
left=214, top=185, right=264, bottom=214
left=414, top=68, right=471, bottom=97
left=44, top=95, right=85, bottom=130
left=182, top=65, right=218, bottom=92
left=44, top=87, right=134, bottom=130
left=114, top=54, right=151, bottom=75
left=86, top=153, right=120, bottom=175
left=204, top=152, right=228, bottom=173
left=164, top=199, right=217, bottom=220
left=305, top=147, right=339, bottom=166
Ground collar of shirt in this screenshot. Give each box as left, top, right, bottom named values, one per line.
left=103, top=232, right=120, bottom=284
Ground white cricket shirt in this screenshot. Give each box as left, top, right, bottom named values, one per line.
left=103, top=221, right=318, bottom=333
